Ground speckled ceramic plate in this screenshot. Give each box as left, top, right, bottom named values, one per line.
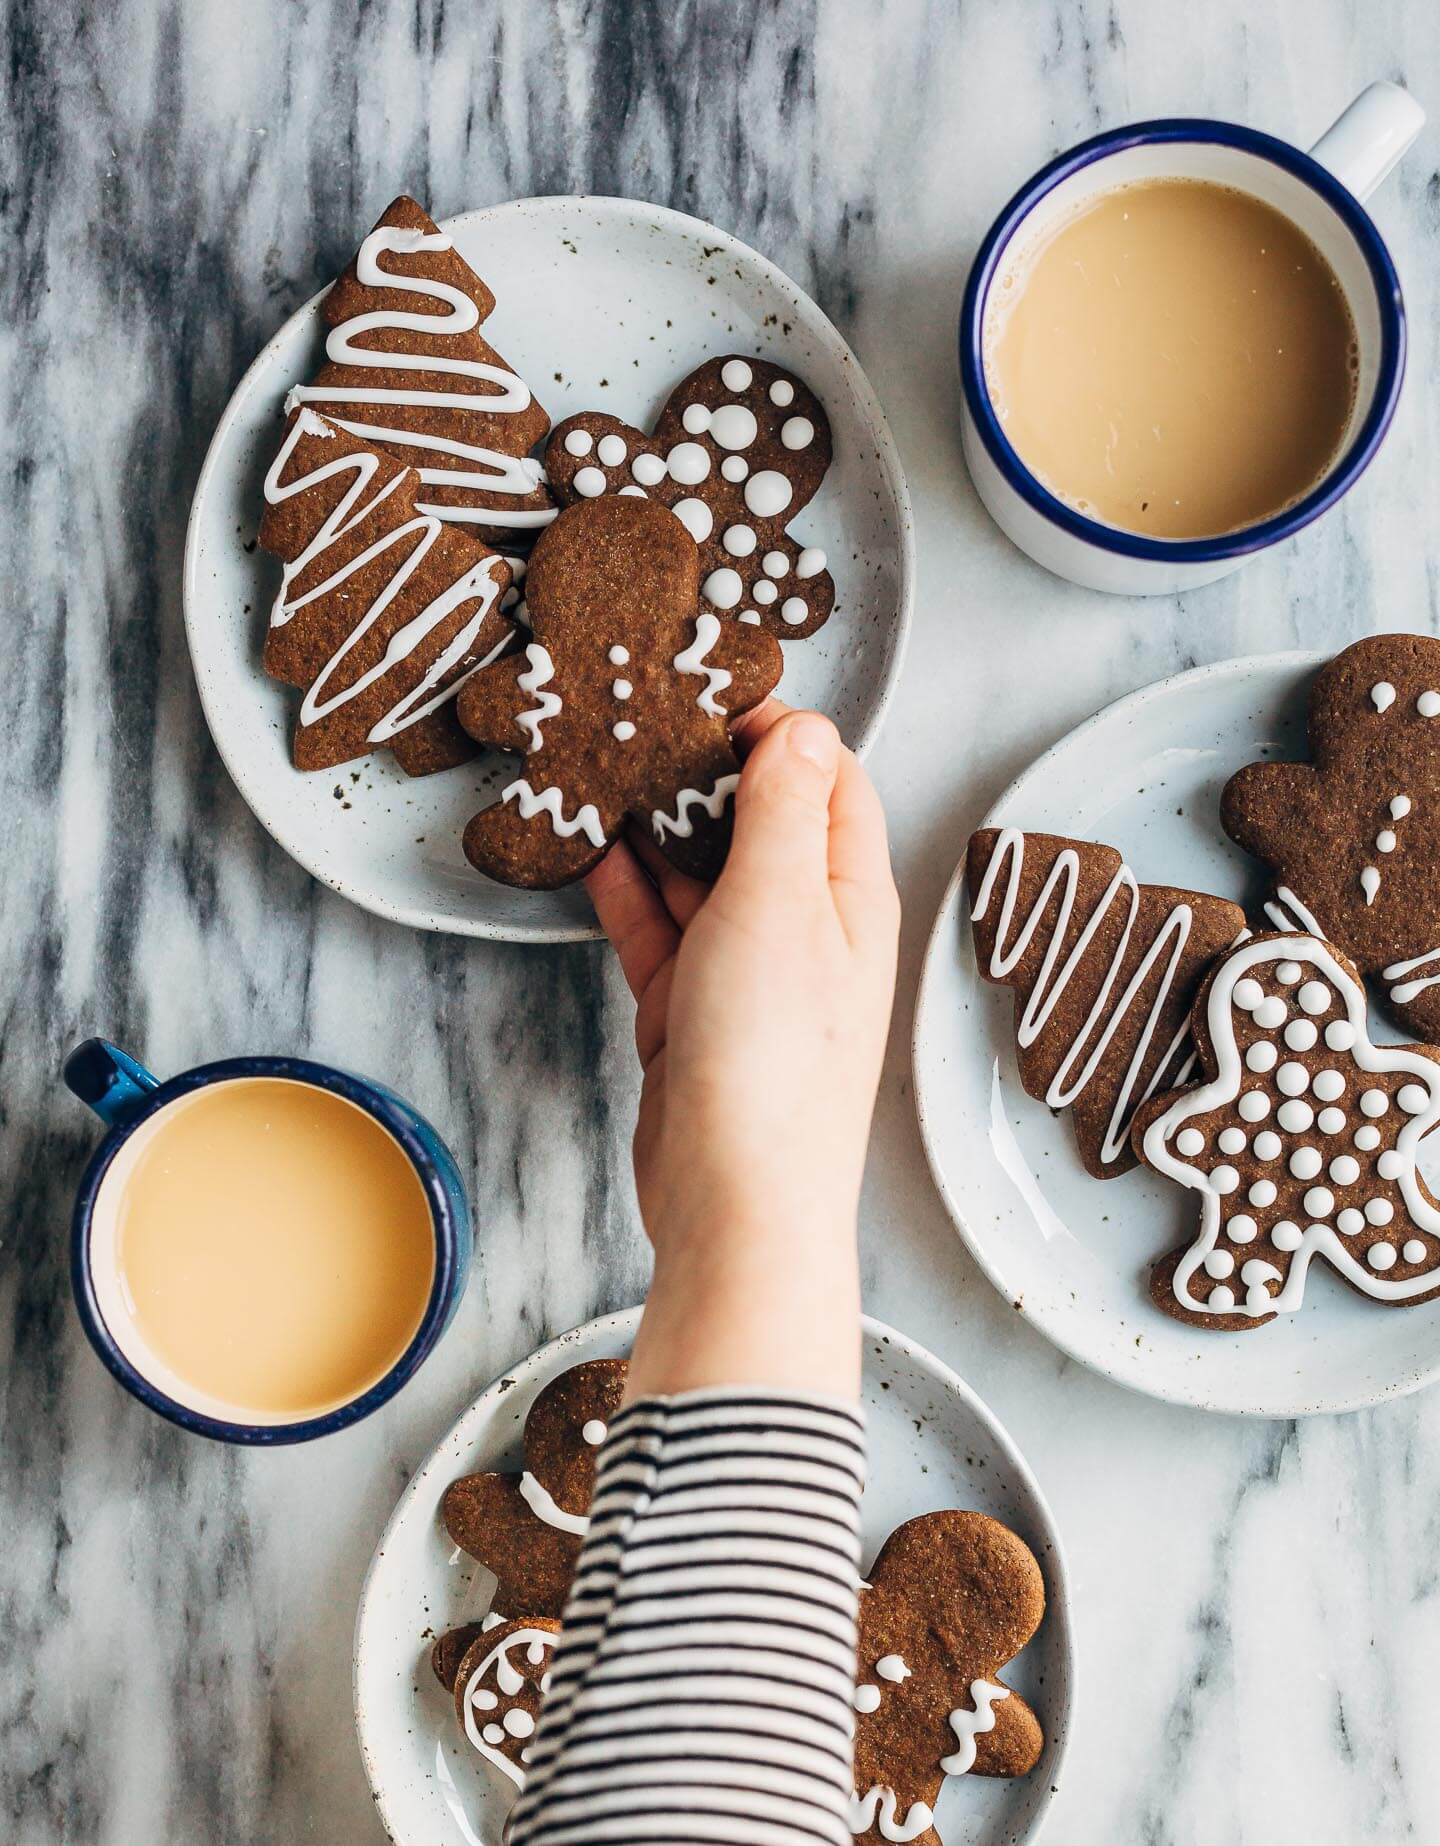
left=353, top=1307, right=1072, bottom=1846
left=915, top=651, right=1440, bottom=1417
left=183, top=196, right=913, bottom=942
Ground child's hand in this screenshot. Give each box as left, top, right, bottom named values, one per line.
left=587, top=703, right=900, bottom=1398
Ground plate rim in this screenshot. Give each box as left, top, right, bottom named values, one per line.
left=352, top=1304, right=1074, bottom=1846
left=907, top=647, right=1440, bottom=1418
left=183, top=192, right=916, bottom=944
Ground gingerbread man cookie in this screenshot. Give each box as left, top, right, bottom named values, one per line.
left=259, top=407, right=515, bottom=774
left=456, top=495, right=782, bottom=887
left=850, top=1512, right=1046, bottom=1843
left=288, top=194, right=555, bottom=543
left=1224, top=634, right=1440, bottom=1041
left=450, top=1616, right=560, bottom=1794
left=543, top=354, right=835, bottom=639
left=441, top=1359, right=627, bottom=1617
left=1133, top=932, right=1440, bottom=1330
left=967, top=828, right=1246, bottom=1178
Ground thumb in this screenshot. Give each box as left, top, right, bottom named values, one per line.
left=720, top=712, right=841, bottom=901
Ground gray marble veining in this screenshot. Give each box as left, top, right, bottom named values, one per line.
left=5, top=1, right=1440, bottom=1840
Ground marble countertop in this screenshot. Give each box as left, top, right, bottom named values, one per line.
left=6, top=2, right=1440, bottom=1841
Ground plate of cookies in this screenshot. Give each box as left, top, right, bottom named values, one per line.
left=184, top=194, right=913, bottom=941
left=353, top=1307, right=1073, bottom=1846
left=915, top=639, right=1440, bottom=1417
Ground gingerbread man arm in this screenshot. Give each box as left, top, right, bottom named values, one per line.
left=441, top=1473, right=583, bottom=1619
left=1220, top=760, right=1321, bottom=866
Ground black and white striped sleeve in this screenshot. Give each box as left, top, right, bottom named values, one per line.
left=508, top=1387, right=866, bottom=1846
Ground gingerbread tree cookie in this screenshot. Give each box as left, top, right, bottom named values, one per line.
left=1134, top=932, right=1440, bottom=1330
left=441, top=1359, right=627, bottom=1617
left=967, top=828, right=1246, bottom=1178
left=1224, top=634, right=1440, bottom=1041
left=543, top=354, right=835, bottom=639
left=850, top=1512, right=1046, bottom=1844
left=258, top=407, right=515, bottom=774
left=288, top=194, right=555, bottom=543
left=456, top=496, right=782, bottom=888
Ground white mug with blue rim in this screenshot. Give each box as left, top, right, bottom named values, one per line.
left=959, top=82, right=1424, bottom=595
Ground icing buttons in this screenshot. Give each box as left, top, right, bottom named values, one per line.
left=722, top=523, right=758, bottom=557
left=752, top=580, right=778, bottom=605
left=796, top=547, right=827, bottom=578
left=573, top=466, right=607, bottom=497
left=744, top=470, right=794, bottom=518
left=720, top=358, right=753, bottom=391
left=702, top=568, right=744, bottom=610
left=631, top=452, right=667, bottom=486
left=1371, top=681, right=1396, bottom=712
left=597, top=433, right=627, bottom=466
left=781, top=416, right=815, bottom=449
left=681, top=403, right=712, bottom=435
left=672, top=497, right=714, bottom=543
left=612, top=720, right=636, bottom=742
left=608, top=645, right=630, bottom=665
left=781, top=597, right=808, bottom=626
left=762, top=550, right=789, bottom=578
left=564, top=428, right=594, bottom=456
left=769, top=377, right=795, bottom=406
left=721, top=454, right=749, bottom=481
left=667, top=442, right=711, bottom=485
left=709, top=403, right=758, bottom=450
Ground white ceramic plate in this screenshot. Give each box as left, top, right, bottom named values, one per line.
left=914, top=651, right=1440, bottom=1417
left=354, top=1307, right=1073, bottom=1846
left=184, top=196, right=913, bottom=942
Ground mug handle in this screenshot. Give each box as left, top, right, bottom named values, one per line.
left=64, top=1038, right=161, bottom=1128
left=1310, top=80, right=1425, bottom=201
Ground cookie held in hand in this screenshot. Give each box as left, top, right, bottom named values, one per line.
left=457, top=496, right=782, bottom=888
left=1224, top=634, right=1440, bottom=1040
left=1133, top=932, right=1440, bottom=1329
left=850, top=1511, right=1046, bottom=1844
left=544, top=353, right=835, bottom=639
left=441, top=1359, right=628, bottom=1617
left=967, top=827, right=1246, bottom=1178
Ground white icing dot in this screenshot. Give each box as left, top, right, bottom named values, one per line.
left=472, top=1687, right=498, bottom=1710
left=1238, top=1091, right=1271, bottom=1122
left=1404, top=1239, right=1427, bottom=1264
left=781, top=415, right=815, bottom=450
left=1233, top=978, right=1264, bottom=1011
left=1175, top=1128, right=1206, bottom=1157
left=1377, top=1150, right=1406, bottom=1181
left=1249, top=1179, right=1278, bottom=1207
left=1271, top=1221, right=1303, bottom=1251
left=1289, top=1147, right=1323, bottom=1181
left=1376, top=829, right=1398, bottom=853
left=796, top=547, right=827, bottom=578
left=702, top=567, right=744, bottom=610
left=1218, top=1127, right=1247, bottom=1156
left=612, top=720, right=636, bottom=742
left=617, top=484, right=647, bottom=496
left=781, top=597, right=808, bottom=626
left=721, top=454, right=749, bottom=481
left=1275, top=961, right=1303, bottom=985
left=504, top=1708, right=536, bottom=1738
left=631, top=452, right=666, bottom=485
left=682, top=403, right=712, bottom=435
left=722, top=523, right=758, bottom=557
left=597, top=433, right=627, bottom=466
left=1317, top=1108, right=1346, bottom=1135
left=672, top=497, right=714, bottom=543
left=738, top=610, right=761, bottom=625
left=1277, top=1063, right=1310, bottom=1097
left=1371, top=681, right=1396, bottom=711
left=1365, top=1197, right=1395, bottom=1225
left=1210, top=1164, right=1241, bottom=1195
left=1354, top=1124, right=1382, bottom=1151
left=1419, top=690, right=1440, bottom=717
left=721, top=358, right=754, bottom=392
left=612, top=679, right=633, bottom=700
left=1253, top=1131, right=1282, bottom=1161
left=1360, top=1089, right=1389, bottom=1117
left=1367, top=1241, right=1398, bottom=1270
left=710, top=403, right=759, bottom=450
left=745, top=469, right=794, bottom=518
left=1311, top=1070, right=1346, bottom=1103
left=1254, top=997, right=1289, bottom=1030
left=1362, top=867, right=1381, bottom=905
left=573, top=466, right=607, bottom=496
left=667, top=442, right=711, bottom=484
left=1298, top=981, right=1332, bottom=1015
left=483, top=1723, right=505, bottom=1745
left=1392, top=795, right=1412, bottom=819
left=1241, top=1258, right=1280, bottom=1295
left=762, top=550, right=789, bottom=577
left=853, top=1684, right=881, bottom=1713
left=1337, top=1207, right=1366, bottom=1235
left=564, top=428, right=594, bottom=456
left=1247, top=1042, right=1278, bottom=1072
left=1398, top=1083, right=1431, bottom=1114
left=1277, top=1100, right=1314, bottom=1133
left=1325, top=1020, right=1357, bottom=1051
left=1209, top=1285, right=1237, bottom=1311
left=875, top=1656, right=910, bottom=1683
left=1284, top=1019, right=1318, bottom=1051
left=753, top=580, right=778, bottom=605
left=608, top=645, right=630, bottom=665
left=1329, top=1155, right=1360, bottom=1186
left=1304, top=1186, right=1335, bottom=1218
left=1227, top=1215, right=1259, bottom=1244
left=1205, top=1249, right=1235, bottom=1278
left=769, top=377, right=795, bottom=406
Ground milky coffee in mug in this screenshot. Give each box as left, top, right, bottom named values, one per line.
left=983, top=177, right=1358, bottom=540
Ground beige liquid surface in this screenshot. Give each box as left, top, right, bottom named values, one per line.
left=111, top=1079, right=435, bottom=1419
left=984, top=178, right=1357, bottom=538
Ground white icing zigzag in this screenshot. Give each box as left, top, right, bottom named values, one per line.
left=940, top=1678, right=1010, bottom=1775
left=262, top=408, right=509, bottom=744
left=672, top=611, right=733, bottom=716
left=502, top=778, right=606, bottom=850
left=514, top=644, right=561, bottom=753
left=846, top=1787, right=933, bottom=1842
left=652, top=773, right=740, bottom=843
left=288, top=224, right=554, bottom=530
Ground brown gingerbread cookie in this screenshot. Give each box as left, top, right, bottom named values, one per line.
left=441, top=1359, right=628, bottom=1617
left=451, top=1616, right=560, bottom=1793
left=288, top=194, right=555, bottom=544
left=457, top=495, right=781, bottom=888
left=850, top=1512, right=1046, bottom=1843
left=431, top=1620, right=489, bottom=1693
left=543, top=354, right=835, bottom=640
left=258, top=408, right=515, bottom=773
left=1223, top=634, right=1440, bottom=1040
left=967, top=827, right=1246, bottom=1178
left=1133, top=931, right=1440, bottom=1330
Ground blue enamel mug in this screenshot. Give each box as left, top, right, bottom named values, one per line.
left=64, top=1039, right=472, bottom=1445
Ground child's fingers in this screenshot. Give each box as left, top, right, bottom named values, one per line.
left=628, top=825, right=711, bottom=931
left=585, top=840, right=680, bottom=1004
left=722, top=711, right=842, bottom=903
left=827, top=747, right=901, bottom=949
left=731, top=696, right=790, bottom=755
